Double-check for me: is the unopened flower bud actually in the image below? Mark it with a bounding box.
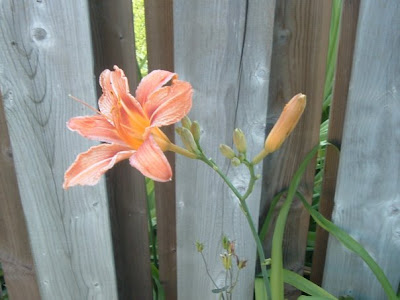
[252,94,306,164]
[181,128,200,154]
[262,258,272,266]
[219,144,235,159]
[228,241,235,255]
[231,157,241,167]
[265,93,306,153]
[181,116,192,129]
[220,253,232,270]
[222,235,230,250]
[238,260,248,269]
[175,127,184,136]
[233,128,247,154]
[190,121,201,142]
[196,241,204,253]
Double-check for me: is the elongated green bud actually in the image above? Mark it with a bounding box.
[233,128,247,154]
[231,157,241,167]
[219,144,235,159]
[181,116,192,129]
[222,235,230,250]
[175,127,184,136]
[181,128,200,154]
[190,121,201,142]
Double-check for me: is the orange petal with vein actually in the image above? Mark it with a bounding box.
[135,70,177,106]
[67,115,127,146]
[147,80,192,128]
[129,135,172,182]
[63,144,134,189]
[98,69,115,121]
[99,66,145,123]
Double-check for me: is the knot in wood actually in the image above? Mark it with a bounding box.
[32,27,47,41]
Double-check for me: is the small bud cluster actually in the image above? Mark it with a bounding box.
[220,235,247,271]
[219,128,248,167]
[176,116,202,156]
[196,235,247,298]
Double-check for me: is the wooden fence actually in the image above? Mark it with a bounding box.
[0,0,399,299]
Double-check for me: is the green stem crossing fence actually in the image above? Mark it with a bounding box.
[0,0,399,299]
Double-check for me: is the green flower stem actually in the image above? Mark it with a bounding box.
[239,198,270,299]
[199,154,271,299]
[167,143,198,159]
[228,269,241,294]
[145,178,158,268]
[200,252,220,290]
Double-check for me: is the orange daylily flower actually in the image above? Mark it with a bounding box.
[63,66,193,189]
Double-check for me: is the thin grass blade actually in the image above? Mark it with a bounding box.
[297,192,397,300]
[270,145,319,300]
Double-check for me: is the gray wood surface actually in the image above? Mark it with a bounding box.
[259,1,332,298]
[174,1,275,298]
[145,1,177,299]
[311,0,360,286]
[89,1,153,299]
[0,1,117,299]
[0,94,41,299]
[323,1,400,299]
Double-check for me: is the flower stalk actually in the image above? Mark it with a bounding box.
[197,149,271,299]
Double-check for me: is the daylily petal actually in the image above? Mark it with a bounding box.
[99,66,145,123]
[98,69,115,121]
[63,144,134,189]
[67,115,127,146]
[147,80,192,128]
[135,70,177,106]
[129,135,172,182]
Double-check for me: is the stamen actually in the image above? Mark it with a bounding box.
[68,94,101,115]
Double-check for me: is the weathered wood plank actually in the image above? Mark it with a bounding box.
[145,1,177,299]
[311,0,360,286]
[0,94,41,300]
[259,1,332,298]
[322,1,400,299]
[88,1,152,299]
[174,1,275,298]
[0,1,117,299]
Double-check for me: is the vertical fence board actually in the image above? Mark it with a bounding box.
[0,1,117,299]
[311,0,360,285]
[259,1,332,298]
[323,1,400,298]
[0,94,41,299]
[88,1,152,299]
[145,1,177,299]
[174,1,275,298]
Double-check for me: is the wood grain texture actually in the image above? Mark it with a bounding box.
[88,1,152,299]
[311,0,360,286]
[0,94,41,300]
[259,1,332,298]
[145,1,177,299]
[322,1,400,298]
[0,1,117,299]
[174,1,276,298]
